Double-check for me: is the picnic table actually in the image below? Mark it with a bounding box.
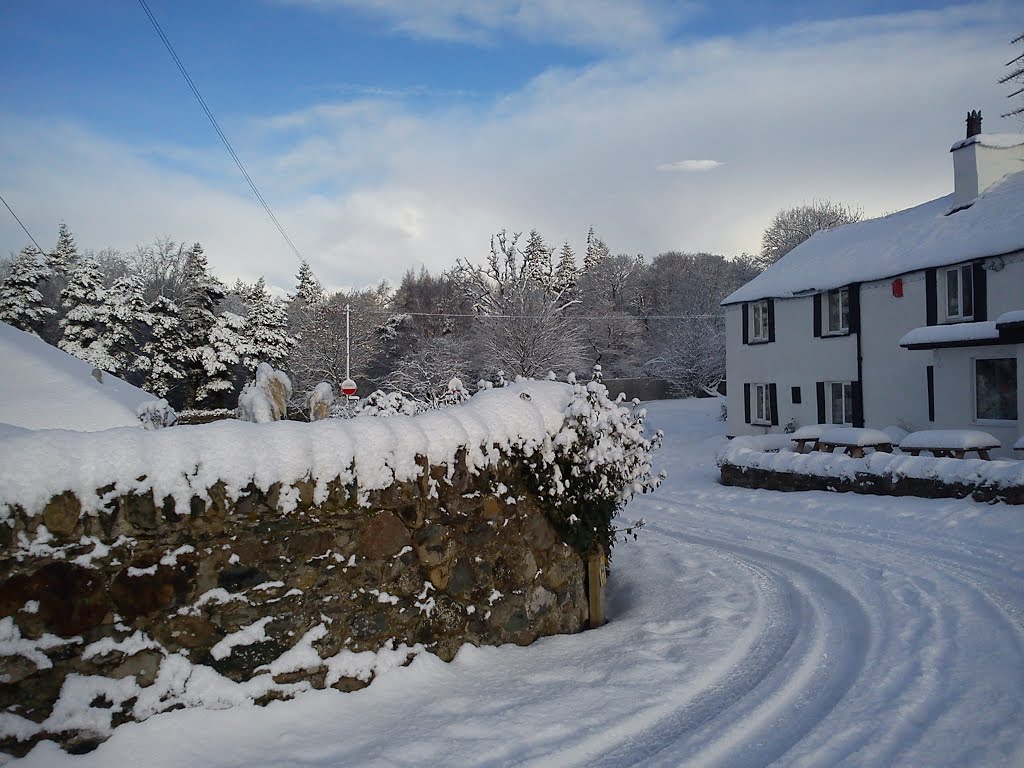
[1015,435,1024,454]
[814,427,894,458]
[900,430,1001,460]
[789,424,829,454]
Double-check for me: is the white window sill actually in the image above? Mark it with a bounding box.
[973,418,1017,427]
[748,338,772,345]
[821,329,850,337]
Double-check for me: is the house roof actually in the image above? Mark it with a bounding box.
[722,168,1024,306]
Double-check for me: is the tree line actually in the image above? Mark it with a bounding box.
[1,202,854,414]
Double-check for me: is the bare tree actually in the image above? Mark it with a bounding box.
[758,200,862,269]
[1001,33,1024,120]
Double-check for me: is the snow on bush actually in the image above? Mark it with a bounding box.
[352,389,425,418]
[516,380,664,558]
[136,399,178,430]
[237,363,292,423]
[307,382,334,422]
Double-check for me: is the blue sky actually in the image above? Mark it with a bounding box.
[2,1,1022,292]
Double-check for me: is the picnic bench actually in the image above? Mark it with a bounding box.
[812,427,894,458]
[789,424,829,454]
[900,430,1001,460]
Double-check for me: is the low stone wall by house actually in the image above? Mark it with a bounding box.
[0,456,586,755]
[720,462,1024,504]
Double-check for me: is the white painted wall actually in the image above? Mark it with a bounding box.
[952,141,1024,209]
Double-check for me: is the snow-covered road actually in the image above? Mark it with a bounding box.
[17,398,1024,767]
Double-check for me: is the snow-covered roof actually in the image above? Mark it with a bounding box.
[0,321,155,431]
[723,169,1024,305]
[898,321,1000,349]
[950,133,1024,152]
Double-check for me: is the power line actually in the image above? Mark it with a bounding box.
[356,310,725,320]
[0,193,45,254]
[136,0,306,264]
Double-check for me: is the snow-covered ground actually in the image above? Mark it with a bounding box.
[13,398,1024,767]
[0,323,154,432]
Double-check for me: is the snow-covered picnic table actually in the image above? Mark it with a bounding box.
[1016,435,1024,453]
[815,427,894,458]
[899,430,1001,460]
[789,424,829,453]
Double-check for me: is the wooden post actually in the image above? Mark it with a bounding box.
[586,545,607,628]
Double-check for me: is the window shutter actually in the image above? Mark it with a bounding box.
[769,383,779,426]
[848,284,860,334]
[742,303,749,345]
[926,366,935,422]
[813,293,822,337]
[972,262,987,321]
[925,268,937,326]
[767,300,776,342]
[851,381,864,428]
[816,382,826,423]
[743,383,751,424]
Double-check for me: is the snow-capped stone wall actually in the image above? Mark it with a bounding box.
[0,382,658,756]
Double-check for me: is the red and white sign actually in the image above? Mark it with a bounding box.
[341,378,357,397]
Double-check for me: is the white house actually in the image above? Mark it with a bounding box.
[722,112,1024,456]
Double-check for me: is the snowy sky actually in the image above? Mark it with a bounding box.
[1,1,1022,293]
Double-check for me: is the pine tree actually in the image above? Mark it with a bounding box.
[293,261,324,306]
[242,278,295,371]
[555,242,579,294]
[179,243,225,349]
[195,311,247,407]
[99,274,150,378]
[41,222,81,342]
[522,229,553,289]
[0,245,55,335]
[583,227,610,272]
[58,256,107,366]
[140,296,188,400]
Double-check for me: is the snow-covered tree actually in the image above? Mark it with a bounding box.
[195,311,247,407]
[139,296,188,399]
[178,243,224,348]
[98,274,150,377]
[293,261,323,307]
[58,256,107,366]
[583,227,610,272]
[242,278,294,371]
[382,335,474,407]
[555,242,579,295]
[758,200,862,269]
[0,245,55,335]
[455,230,584,379]
[237,363,292,423]
[521,229,553,290]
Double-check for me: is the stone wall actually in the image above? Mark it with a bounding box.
[719,461,1024,504]
[0,453,588,755]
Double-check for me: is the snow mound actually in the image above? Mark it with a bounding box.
[0,321,156,431]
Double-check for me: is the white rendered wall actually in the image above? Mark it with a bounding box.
[952,142,1024,209]
[725,297,857,437]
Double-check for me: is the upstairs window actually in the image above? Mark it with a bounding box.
[751,300,770,342]
[945,265,974,321]
[825,288,849,334]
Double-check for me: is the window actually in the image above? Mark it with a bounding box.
[751,300,770,342]
[825,288,849,334]
[945,265,974,321]
[753,383,772,424]
[975,358,1017,422]
[827,381,854,425]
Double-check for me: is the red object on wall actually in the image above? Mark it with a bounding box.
[892,278,904,298]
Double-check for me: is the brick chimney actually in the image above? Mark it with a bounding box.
[965,110,982,138]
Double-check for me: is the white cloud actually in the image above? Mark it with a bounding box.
[657,160,723,172]
[283,0,693,49]
[2,3,1021,294]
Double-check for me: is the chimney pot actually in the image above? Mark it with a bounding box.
[966,109,982,139]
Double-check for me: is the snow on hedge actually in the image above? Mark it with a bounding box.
[0,381,576,522]
[717,438,1024,488]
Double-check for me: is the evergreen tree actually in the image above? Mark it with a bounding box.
[178,243,224,349]
[41,222,81,342]
[195,311,247,407]
[99,274,150,378]
[0,245,55,335]
[522,229,553,289]
[555,242,579,295]
[242,278,294,371]
[583,227,610,272]
[140,296,188,400]
[293,261,324,306]
[58,256,108,366]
